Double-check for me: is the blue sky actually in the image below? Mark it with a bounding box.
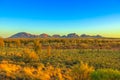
[0,0,120,37]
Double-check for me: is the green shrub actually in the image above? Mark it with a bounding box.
[91,69,120,80]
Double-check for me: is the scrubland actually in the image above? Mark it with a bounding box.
[0,38,120,80]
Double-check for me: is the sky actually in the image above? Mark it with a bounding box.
[0,0,120,38]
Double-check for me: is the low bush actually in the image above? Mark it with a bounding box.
[91,69,120,80]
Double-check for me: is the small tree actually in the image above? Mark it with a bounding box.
[34,39,42,53]
[0,38,4,47]
[15,39,21,47]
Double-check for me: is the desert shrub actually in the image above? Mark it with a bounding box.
[42,65,72,80]
[91,69,120,80]
[23,64,72,80]
[23,48,39,62]
[0,60,72,80]
[71,62,94,80]
[0,60,21,80]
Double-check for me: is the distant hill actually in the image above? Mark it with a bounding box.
[39,33,50,38]
[9,32,103,38]
[9,32,38,38]
[67,33,79,38]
